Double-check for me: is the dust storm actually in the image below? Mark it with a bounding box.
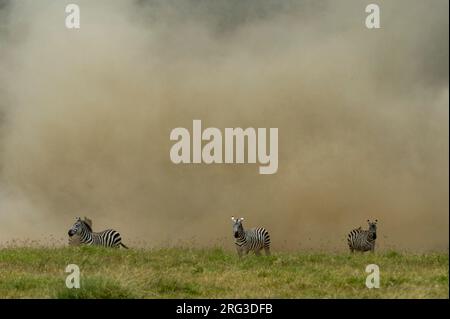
[0,0,448,251]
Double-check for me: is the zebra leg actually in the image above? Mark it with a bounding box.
[254,249,261,256]
[236,246,243,258]
[264,246,271,256]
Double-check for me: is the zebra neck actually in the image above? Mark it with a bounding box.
[80,228,93,244]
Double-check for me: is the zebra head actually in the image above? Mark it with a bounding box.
[68,217,91,237]
[367,219,378,233]
[231,216,244,238]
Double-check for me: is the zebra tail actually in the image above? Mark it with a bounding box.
[120,242,129,249]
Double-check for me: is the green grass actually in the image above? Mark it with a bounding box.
[0,246,447,298]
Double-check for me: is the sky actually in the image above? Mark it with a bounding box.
[0,0,448,251]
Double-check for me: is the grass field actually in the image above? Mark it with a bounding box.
[0,246,447,298]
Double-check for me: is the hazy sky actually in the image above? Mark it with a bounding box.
[0,0,448,251]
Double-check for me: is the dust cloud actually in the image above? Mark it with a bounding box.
[0,0,448,251]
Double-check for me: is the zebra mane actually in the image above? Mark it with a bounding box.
[84,217,93,229]
[81,220,93,232]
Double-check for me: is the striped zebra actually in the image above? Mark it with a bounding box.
[68,217,128,248]
[231,216,270,257]
[347,219,378,253]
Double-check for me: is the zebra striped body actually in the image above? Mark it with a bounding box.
[68,217,128,248]
[231,216,270,257]
[347,220,377,253]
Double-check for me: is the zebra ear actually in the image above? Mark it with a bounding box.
[240,217,244,221]
[375,219,378,223]
[231,216,236,221]
[367,219,370,223]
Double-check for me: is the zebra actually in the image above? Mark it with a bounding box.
[68,217,128,248]
[231,216,270,257]
[347,219,378,253]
